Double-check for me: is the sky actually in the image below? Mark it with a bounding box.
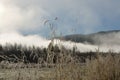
[0,0,120,37]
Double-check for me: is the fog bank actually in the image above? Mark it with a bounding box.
[1,32,120,52]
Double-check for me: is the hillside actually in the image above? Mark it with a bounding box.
[59,30,120,45]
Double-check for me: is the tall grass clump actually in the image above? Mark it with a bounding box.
[50,45,84,80]
[86,54,120,80]
[54,59,82,80]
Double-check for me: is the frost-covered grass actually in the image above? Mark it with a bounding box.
[0,43,120,80]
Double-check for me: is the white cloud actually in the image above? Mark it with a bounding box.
[0,0,120,33]
[0,0,100,33]
[0,0,47,32]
